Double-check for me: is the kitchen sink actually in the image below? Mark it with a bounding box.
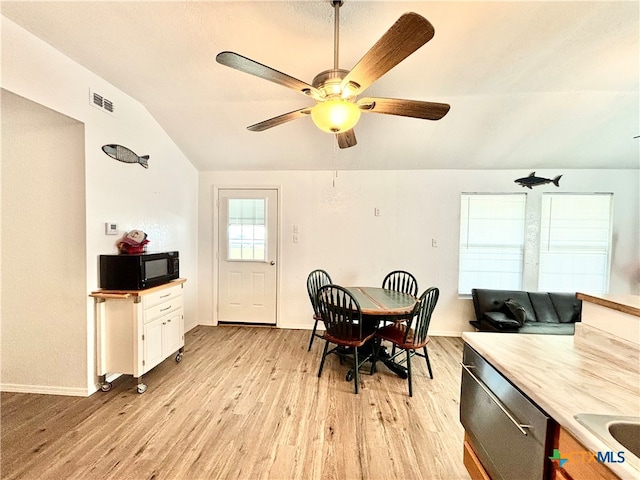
[575,414,640,471]
[608,421,640,457]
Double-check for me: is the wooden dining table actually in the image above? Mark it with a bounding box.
[344,286,419,378]
[344,286,418,318]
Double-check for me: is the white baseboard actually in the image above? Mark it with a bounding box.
[1,382,89,397]
[429,330,464,337]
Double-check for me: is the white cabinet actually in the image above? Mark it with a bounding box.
[91,279,186,393]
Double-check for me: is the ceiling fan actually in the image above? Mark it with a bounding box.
[216,0,450,149]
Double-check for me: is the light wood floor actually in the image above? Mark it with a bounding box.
[1,326,470,480]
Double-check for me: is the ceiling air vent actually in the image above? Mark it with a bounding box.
[89,89,115,115]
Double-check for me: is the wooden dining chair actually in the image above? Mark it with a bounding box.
[316,284,377,394]
[380,270,419,328]
[306,269,332,351]
[382,270,419,297]
[375,287,439,397]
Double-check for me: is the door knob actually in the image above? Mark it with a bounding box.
[270,261,276,265]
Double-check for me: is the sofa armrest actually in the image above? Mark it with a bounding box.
[481,311,522,331]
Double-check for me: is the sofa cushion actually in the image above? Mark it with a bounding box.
[481,311,521,331]
[528,292,560,323]
[549,293,582,323]
[518,322,576,335]
[503,298,527,325]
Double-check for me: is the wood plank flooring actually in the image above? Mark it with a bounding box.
[1,326,470,480]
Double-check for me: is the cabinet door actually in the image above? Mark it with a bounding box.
[163,310,183,355]
[143,317,164,374]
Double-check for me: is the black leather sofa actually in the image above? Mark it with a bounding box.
[470,288,582,335]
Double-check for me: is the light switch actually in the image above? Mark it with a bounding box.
[374,208,381,216]
[293,234,299,243]
[293,224,299,234]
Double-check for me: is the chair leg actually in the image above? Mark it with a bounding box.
[317,341,330,377]
[353,347,359,394]
[423,346,433,379]
[406,349,413,397]
[307,317,319,351]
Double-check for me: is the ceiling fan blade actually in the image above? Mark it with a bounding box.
[358,97,450,120]
[341,13,435,95]
[216,51,322,100]
[247,107,311,132]
[336,129,357,149]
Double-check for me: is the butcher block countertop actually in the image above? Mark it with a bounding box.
[577,292,640,317]
[462,324,640,479]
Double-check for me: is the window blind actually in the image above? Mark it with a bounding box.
[538,193,612,293]
[458,194,526,294]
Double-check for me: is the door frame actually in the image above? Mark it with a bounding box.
[211,185,281,327]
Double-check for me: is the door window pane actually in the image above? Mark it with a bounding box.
[227,199,266,261]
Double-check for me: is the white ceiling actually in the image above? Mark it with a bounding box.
[2,1,638,171]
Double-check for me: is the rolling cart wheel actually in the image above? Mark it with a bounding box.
[100,382,112,392]
[137,383,147,394]
[346,370,354,382]
[175,352,183,363]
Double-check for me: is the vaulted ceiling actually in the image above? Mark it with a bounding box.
[2,1,638,171]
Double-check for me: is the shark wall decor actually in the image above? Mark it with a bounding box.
[515,172,562,189]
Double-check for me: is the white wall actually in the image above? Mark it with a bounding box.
[1,17,199,395]
[199,169,639,335]
[2,91,88,395]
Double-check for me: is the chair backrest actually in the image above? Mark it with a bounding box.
[382,270,418,297]
[316,285,364,341]
[307,269,332,315]
[405,287,439,346]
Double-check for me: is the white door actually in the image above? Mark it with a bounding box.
[217,189,278,324]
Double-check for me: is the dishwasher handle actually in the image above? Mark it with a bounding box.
[461,363,531,436]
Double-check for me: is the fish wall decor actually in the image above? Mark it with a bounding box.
[515,172,562,189]
[101,144,149,169]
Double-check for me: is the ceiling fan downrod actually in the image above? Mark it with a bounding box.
[333,0,343,71]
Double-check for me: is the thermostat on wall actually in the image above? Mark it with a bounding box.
[105,222,119,235]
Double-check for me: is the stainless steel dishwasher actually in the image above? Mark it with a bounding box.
[460,343,553,480]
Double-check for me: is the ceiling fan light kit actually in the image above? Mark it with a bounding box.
[311,98,361,133]
[216,0,450,148]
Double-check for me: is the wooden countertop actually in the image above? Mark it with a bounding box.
[462,327,640,479]
[577,292,640,317]
[90,278,186,299]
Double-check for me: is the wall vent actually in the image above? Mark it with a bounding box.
[89,89,115,114]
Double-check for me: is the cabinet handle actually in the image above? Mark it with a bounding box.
[461,363,531,436]
[160,305,171,312]
[160,293,171,298]
[167,319,171,323]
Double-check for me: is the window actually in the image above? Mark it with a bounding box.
[538,193,612,293]
[458,194,527,294]
[227,198,266,261]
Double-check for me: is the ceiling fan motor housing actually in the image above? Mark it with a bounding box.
[313,69,352,98]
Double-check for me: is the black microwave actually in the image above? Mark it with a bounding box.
[99,251,179,290]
